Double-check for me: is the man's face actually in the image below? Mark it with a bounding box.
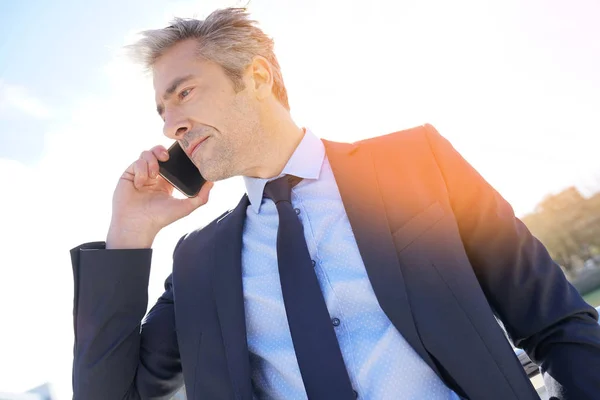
[153,39,261,181]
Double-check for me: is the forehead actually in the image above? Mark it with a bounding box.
[152,39,200,92]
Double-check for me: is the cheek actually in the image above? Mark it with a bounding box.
[196,93,256,146]
[186,100,211,122]
[185,93,225,123]
[228,96,259,127]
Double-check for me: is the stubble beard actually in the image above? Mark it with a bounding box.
[192,138,237,182]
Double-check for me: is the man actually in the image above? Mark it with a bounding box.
[71,7,600,400]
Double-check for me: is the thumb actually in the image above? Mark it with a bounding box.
[176,181,214,215]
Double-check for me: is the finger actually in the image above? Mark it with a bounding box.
[140,150,160,179]
[120,163,135,182]
[196,181,214,204]
[154,174,175,195]
[132,159,149,189]
[151,145,170,162]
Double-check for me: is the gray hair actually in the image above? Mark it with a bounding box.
[127,7,289,110]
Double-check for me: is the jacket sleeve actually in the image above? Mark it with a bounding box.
[423,123,600,400]
[71,240,184,400]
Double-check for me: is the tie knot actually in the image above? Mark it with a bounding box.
[264,175,301,204]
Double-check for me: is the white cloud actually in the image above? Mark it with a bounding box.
[0,80,52,119]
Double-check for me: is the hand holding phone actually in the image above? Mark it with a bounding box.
[158,141,207,197]
[106,144,213,249]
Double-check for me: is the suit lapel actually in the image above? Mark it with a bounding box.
[323,139,441,376]
[212,195,253,400]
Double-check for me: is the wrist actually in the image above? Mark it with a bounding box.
[106,224,157,249]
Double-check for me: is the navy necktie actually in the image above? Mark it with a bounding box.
[264,175,355,399]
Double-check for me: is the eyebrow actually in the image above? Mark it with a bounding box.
[156,74,195,117]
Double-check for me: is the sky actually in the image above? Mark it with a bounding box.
[1,0,599,397]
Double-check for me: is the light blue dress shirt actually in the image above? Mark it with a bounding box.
[242,130,459,399]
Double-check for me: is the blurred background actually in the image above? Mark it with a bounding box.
[1,0,599,398]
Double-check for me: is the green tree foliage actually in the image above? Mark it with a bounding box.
[522,187,600,276]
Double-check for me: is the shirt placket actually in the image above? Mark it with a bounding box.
[291,189,361,397]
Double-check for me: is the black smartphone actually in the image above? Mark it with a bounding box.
[158,141,206,197]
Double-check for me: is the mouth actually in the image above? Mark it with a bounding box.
[186,136,209,158]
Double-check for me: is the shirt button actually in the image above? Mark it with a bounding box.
[332,317,341,327]
[311,260,316,267]
[294,208,301,215]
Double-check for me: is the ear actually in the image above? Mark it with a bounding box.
[247,55,274,100]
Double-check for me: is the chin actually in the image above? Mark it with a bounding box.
[195,150,236,181]
[198,164,230,182]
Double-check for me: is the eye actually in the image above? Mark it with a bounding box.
[179,88,193,99]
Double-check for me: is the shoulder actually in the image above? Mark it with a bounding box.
[358,123,440,148]
[172,208,233,256]
[323,124,440,157]
[344,124,443,164]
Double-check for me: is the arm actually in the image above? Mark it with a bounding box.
[423,124,600,400]
[71,241,183,400]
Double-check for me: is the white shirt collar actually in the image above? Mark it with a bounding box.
[243,128,325,213]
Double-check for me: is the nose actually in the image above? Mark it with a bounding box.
[163,111,192,140]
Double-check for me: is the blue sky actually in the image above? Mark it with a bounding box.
[0,0,172,163]
[1,0,600,398]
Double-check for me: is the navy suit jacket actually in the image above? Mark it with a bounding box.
[71,124,600,399]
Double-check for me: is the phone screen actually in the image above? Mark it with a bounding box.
[158,142,206,197]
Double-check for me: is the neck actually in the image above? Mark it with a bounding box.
[244,104,304,179]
